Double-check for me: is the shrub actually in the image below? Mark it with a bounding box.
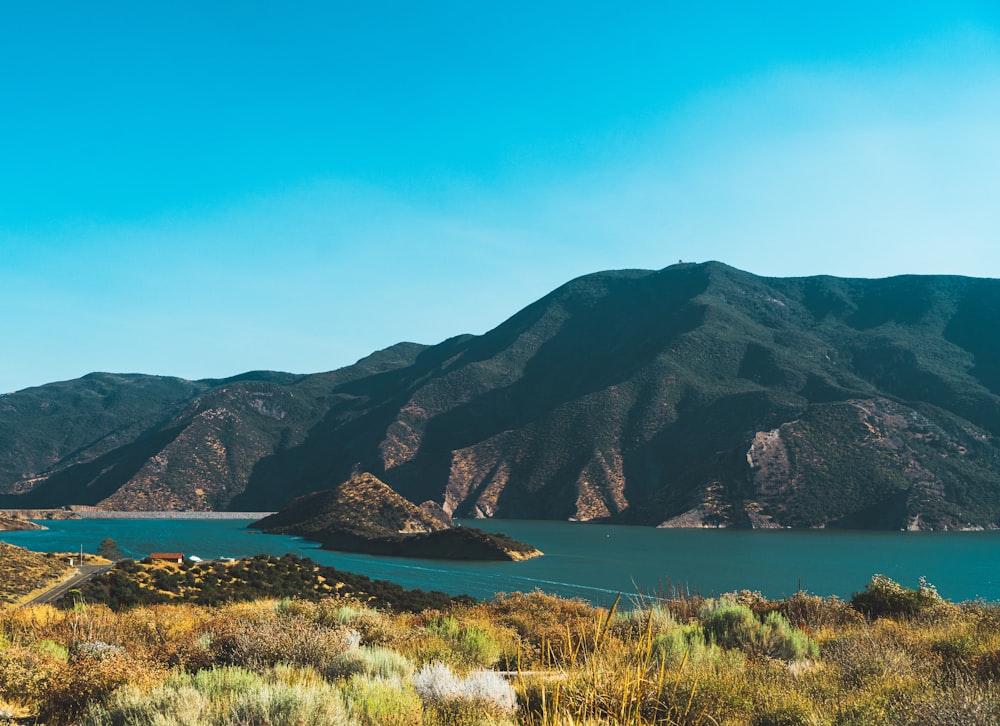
[326,645,414,680]
[756,612,819,661]
[701,602,759,651]
[822,630,916,688]
[82,665,349,726]
[412,661,464,703]
[895,675,1000,725]
[412,661,517,716]
[427,615,461,639]
[456,625,502,667]
[700,602,817,661]
[977,648,1000,681]
[207,612,351,673]
[423,616,503,667]
[0,644,61,710]
[177,665,263,701]
[751,702,818,726]
[768,591,863,630]
[116,603,213,669]
[343,674,423,726]
[81,683,208,725]
[850,574,946,619]
[32,639,70,663]
[484,592,598,665]
[654,624,713,667]
[460,669,518,714]
[225,679,347,726]
[930,630,979,670]
[611,602,676,642]
[327,603,402,646]
[38,651,161,726]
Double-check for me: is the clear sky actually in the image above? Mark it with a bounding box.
[2,2,999,393]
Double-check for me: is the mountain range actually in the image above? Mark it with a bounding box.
[3,262,999,530]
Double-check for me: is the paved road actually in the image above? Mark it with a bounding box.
[24,564,112,605]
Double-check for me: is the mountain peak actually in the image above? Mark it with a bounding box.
[4,265,1000,530]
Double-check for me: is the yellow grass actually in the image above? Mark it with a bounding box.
[0,578,998,724]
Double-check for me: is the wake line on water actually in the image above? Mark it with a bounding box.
[332,558,630,598]
[502,575,627,597]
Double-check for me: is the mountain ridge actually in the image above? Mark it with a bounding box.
[3,262,1000,530]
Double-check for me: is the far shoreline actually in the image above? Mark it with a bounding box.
[2,509,275,520]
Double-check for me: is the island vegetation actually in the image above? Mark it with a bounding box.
[1,552,998,725]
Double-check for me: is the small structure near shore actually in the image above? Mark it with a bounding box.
[148,552,184,564]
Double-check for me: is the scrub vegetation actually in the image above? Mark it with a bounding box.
[2,567,998,725]
[77,553,472,612]
[0,542,70,605]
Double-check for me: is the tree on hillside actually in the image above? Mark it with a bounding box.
[98,537,123,561]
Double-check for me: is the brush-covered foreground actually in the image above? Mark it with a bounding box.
[1,575,999,725]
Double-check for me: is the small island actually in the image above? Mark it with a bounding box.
[251,472,542,561]
[0,514,46,531]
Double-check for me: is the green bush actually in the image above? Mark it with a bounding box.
[425,616,502,667]
[756,612,819,661]
[32,640,70,663]
[427,615,461,639]
[343,674,423,726]
[850,575,945,619]
[654,624,713,667]
[700,601,817,661]
[702,602,759,651]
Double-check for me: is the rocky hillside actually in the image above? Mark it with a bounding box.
[252,473,542,561]
[251,472,452,542]
[3,263,1000,530]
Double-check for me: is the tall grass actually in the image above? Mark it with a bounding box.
[3,579,1000,725]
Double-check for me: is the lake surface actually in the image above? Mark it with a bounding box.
[2,518,999,606]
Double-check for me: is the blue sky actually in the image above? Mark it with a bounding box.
[2,2,999,392]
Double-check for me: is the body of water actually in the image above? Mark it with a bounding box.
[2,518,998,606]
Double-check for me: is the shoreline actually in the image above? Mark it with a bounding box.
[72,511,276,520]
[2,509,275,520]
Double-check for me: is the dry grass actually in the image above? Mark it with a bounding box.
[0,542,71,606]
[1,579,999,724]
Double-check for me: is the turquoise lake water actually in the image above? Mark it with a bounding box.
[2,519,999,606]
